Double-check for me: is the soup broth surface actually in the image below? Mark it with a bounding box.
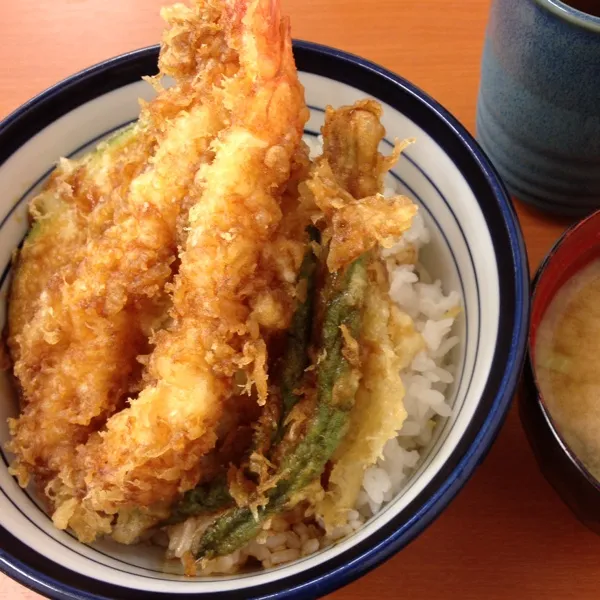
[535,258,600,481]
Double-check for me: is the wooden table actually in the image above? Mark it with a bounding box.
[0,1,597,599]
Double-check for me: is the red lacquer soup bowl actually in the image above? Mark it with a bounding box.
[521,209,600,534]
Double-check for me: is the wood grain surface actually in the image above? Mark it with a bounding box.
[0,1,597,599]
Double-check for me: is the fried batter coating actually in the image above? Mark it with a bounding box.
[302,100,417,273]
[50,0,309,541]
[7,1,238,497]
[8,124,154,363]
[298,101,422,527]
[8,0,423,556]
[321,100,396,199]
[317,263,423,527]
[307,161,417,272]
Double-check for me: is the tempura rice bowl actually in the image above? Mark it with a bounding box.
[0,42,528,599]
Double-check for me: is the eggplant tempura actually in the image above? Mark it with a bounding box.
[5,0,434,575]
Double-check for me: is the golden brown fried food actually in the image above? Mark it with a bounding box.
[321,100,396,199]
[7,0,239,502]
[297,101,422,527]
[317,262,423,527]
[8,125,155,364]
[7,122,161,493]
[302,100,417,273]
[7,0,425,563]
[49,0,309,541]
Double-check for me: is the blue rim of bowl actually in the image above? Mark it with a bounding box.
[0,41,530,600]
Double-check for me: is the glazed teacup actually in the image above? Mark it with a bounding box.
[477,0,600,216]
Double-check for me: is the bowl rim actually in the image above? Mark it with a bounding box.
[0,40,530,600]
[525,209,600,492]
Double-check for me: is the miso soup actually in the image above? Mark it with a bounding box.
[535,259,600,482]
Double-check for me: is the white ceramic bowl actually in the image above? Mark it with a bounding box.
[0,43,529,599]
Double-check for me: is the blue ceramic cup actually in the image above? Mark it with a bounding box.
[477,0,600,216]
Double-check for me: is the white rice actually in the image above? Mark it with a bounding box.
[166,135,462,574]
[356,230,460,517]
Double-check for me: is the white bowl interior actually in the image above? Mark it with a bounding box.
[0,72,498,593]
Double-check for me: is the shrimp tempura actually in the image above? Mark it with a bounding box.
[51,0,309,541]
[7,0,237,502]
